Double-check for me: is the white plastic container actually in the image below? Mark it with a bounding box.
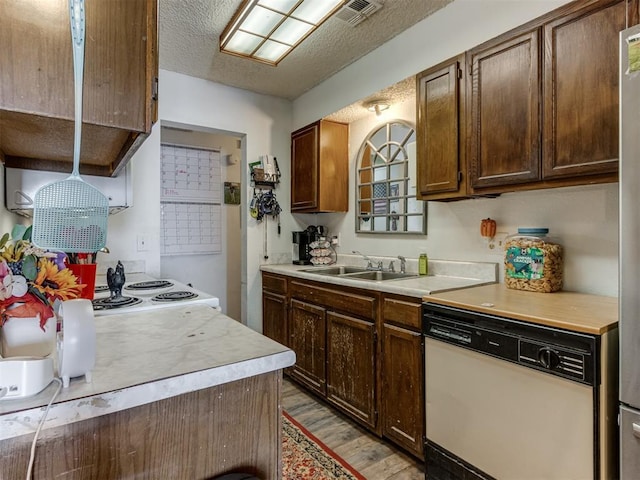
[0,315,56,358]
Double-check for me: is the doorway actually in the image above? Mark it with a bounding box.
[159,122,243,320]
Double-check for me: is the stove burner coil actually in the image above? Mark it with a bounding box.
[125,280,174,291]
[152,291,198,302]
[92,296,143,311]
[94,285,110,294]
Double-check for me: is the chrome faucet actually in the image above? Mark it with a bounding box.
[352,250,373,269]
[352,250,382,270]
[397,255,406,274]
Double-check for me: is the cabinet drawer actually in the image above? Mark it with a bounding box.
[383,297,421,330]
[290,281,376,320]
[262,273,287,294]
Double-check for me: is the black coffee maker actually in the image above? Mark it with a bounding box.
[292,225,325,265]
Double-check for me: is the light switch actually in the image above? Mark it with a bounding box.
[137,234,148,252]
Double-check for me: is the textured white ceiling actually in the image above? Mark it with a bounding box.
[159,0,453,103]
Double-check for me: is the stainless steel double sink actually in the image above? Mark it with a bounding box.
[300,266,419,282]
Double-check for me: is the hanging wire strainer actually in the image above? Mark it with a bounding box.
[31,0,109,253]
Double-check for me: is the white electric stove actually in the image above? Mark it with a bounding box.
[91,278,221,316]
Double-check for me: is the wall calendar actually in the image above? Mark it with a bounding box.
[160,144,222,255]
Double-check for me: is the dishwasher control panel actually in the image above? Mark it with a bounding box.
[423,303,597,386]
[519,340,586,381]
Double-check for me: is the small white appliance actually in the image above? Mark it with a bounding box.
[92,278,221,316]
[57,299,96,388]
[0,357,54,400]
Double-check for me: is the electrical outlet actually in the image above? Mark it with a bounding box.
[331,234,340,246]
[137,234,149,252]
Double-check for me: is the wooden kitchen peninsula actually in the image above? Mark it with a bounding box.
[0,305,295,479]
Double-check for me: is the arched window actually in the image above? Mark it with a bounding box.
[356,120,426,233]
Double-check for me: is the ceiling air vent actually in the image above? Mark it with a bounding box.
[334,0,383,27]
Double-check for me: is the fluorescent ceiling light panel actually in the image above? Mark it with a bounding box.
[292,1,342,23]
[220,0,345,66]
[259,0,299,11]
[271,17,313,45]
[225,31,263,55]
[255,39,290,62]
[243,6,283,36]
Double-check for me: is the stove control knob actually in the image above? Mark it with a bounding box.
[538,347,560,370]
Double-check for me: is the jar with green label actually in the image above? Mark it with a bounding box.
[419,253,428,276]
[504,228,563,293]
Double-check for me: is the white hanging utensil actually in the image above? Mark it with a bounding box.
[31,0,109,253]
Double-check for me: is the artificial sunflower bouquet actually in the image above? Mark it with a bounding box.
[0,224,85,330]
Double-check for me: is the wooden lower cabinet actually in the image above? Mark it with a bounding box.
[262,291,288,347]
[262,272,288,348]
[289,299,327,396]
[261,274,425,459]
[327,311,376,429]
[381,295,425,458]
[382,323,424,457]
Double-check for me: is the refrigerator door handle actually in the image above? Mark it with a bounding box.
[633,423,640,438]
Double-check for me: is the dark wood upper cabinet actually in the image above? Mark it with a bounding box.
[542,0,626,179]
[416,55,468,200]
[0,0,158,177]
[467,29,541,189]
[291,119,348,213]
[464,0,635,195]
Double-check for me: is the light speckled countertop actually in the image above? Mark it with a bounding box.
[261,258,498,298]
[0,305,295,440]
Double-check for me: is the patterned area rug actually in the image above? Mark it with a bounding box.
[283,410,366,480]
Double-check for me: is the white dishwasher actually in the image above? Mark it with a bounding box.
[422,303,614,480]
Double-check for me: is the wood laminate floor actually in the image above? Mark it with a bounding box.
[282,378,425,480]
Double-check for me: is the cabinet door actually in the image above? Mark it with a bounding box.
[326,311,376,429]
[417,56,465,198]
[0,0,154,131]
[542,0,625,179]
[382,324,424,458]
[316,120,349,213]
[291,120,348,213]
[0,0,157,176]
[289,299,326,396]
[262,291,288,347]
[291,123,319,211]
[468,29,541,189]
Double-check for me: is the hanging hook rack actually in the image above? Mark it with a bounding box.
[250,155,280,189]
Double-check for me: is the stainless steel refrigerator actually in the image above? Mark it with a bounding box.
[620,23,640,479]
